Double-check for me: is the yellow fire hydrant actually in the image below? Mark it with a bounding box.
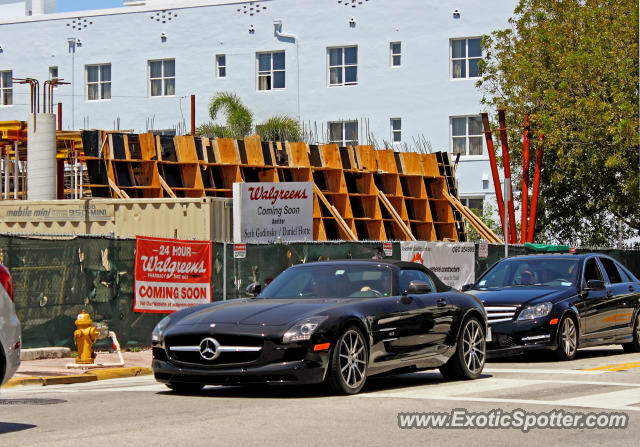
[74,311,99,364]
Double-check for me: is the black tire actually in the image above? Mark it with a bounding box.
[554,315,578,360]
[326,325,369,394]
[622,312,640,353]
[166,382,205,394]
[439,316,486,380]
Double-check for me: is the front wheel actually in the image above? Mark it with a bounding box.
[326,326,369,394]
[440,316,486,380]
[622,312,640,353]
[166,382,205,394]
[554,315,578,360]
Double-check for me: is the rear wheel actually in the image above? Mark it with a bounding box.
[622,312,640,353]
[166,382,205,394]
[440,316,486,380]
[554,315,578,360]
[326,326,369,394]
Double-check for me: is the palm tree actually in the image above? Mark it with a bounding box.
[196,91,253,139]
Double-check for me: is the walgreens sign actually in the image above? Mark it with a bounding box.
[134,236,212,313]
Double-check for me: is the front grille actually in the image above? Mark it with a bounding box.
[165,333,264,367]
[485,306,518,325]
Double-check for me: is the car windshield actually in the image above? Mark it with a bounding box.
[260,264,393,299]
[476,258,580,288]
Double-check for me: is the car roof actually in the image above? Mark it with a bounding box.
[500,253,603,261]
[292,259,422,270]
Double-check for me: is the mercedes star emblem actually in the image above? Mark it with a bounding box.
[199,337,220,361]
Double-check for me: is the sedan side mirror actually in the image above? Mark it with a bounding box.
[246,282,262,297]
[461,283,474,292]
[585,279,605,290]
[403,280,431,296]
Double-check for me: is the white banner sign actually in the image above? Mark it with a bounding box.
[233,182,313,243]
[400,242,475,289]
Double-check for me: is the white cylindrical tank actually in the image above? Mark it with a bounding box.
[27,113,57,200]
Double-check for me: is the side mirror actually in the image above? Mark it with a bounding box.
[585,279,605,290]
[246,282,262,297]
[403,280,431,296]
[461,283,474,292]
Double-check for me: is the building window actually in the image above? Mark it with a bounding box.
[390,42,401,67]
[391,118,401,143]
[0,71,12,105]
[49,66,59,88]
[450,38,482,79]
[216,54,226,78]
[461,197,484,213]
[328,46,357,86]
[149,59,175,97]
[329,121,358,147]
[451,116,483,155]
[86,64,111,100]
[257,51,285,90]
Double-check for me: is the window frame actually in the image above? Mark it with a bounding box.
[450,37,482,80]
[461,197,484,213]
[216,54,227,79]
[148,58,176,98]
[390,117,402,143]
[327,45,358,87]
[49,66,59,88]
[85,63,111,101]
[390,41,401,67]
[328,120,358,147]
[256,51,285,91]
[0,70,13,106]
[450,115,484,156]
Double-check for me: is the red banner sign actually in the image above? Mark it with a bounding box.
[134,236,212,313]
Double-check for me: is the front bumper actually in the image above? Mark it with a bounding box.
[487,318,558,358]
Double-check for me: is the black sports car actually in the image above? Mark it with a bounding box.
[152,260,488,394]
[463,254,640,360]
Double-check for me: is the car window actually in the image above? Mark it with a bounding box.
[583,258,604,283]
[598,257,623,284]
[476,258,579,288]
[399,269,434,293]
[616,263,635,283]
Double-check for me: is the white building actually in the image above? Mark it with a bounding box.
[0,0,516,210]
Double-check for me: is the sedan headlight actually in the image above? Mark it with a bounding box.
[517,302,553,321]
[151,315,172,342]
[282,316,328,343]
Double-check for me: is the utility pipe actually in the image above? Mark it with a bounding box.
[480,113,506,238]
[527,133,544,243]
[497,110,517,243]
[521,114,530,243]
[190,94,195,135]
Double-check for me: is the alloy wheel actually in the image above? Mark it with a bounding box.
[561,317,577,357]
[338,329,367,389]
[462,319,486,374]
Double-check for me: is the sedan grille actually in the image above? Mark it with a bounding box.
[165,334,264,367]
[485,306,518,325]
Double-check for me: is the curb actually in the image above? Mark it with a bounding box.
[2,367,152,389]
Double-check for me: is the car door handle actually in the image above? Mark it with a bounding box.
[606,290,613,298]
[437,298,446,307]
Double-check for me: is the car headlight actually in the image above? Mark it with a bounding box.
[282,316,328,343]
[517,302,553,321]
[151,315,172,342]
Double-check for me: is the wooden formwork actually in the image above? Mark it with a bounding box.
[80,131,467,241]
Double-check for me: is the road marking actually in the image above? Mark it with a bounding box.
[484,368,605,375]
[583,361,640,372]
[556,387,640,410]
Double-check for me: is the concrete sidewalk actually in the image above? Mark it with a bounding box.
[2,349,153,388]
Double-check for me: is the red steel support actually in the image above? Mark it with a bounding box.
[497,110,518,243]
[520,114,530,243]
[57,103,62,130]
[527,133,544,243]
[190,94,196,135]
[480,113,506,237]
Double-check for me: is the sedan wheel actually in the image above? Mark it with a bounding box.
[554,316,578,360]
[440,316,486,380]
[622,312,640,353]
[327,326,368,394]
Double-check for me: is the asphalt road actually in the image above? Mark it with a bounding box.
[2,346,640,447]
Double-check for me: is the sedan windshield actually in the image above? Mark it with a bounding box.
[476,258,580,288]
[260,264,393,299]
